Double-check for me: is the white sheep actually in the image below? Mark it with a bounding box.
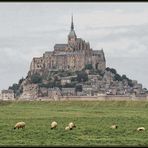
[65,126,70,131]
[111,124,118,129]
[137,127,145,131]
[14,121,25,130]
[51,121,57,129]
[68,122,76,130]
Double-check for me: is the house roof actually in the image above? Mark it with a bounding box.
[1,89,14,94]
[54,44,68,49]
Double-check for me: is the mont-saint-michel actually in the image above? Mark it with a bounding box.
[0,16,148,101]
[1,3,148,146]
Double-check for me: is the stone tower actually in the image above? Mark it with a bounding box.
[68,15,77,49]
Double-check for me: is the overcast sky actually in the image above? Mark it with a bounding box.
[0,2,148,90]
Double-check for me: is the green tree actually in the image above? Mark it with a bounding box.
[105,67,110,71]
[106,67,117,75]
[110,68,117,74]
[114,74,122,81]
[85,64,93,70]
[71,77,77,82]
[31,74,42,84]
[128,79,133,87]
[18,77,24,85]
[77,71,88,82]
[9,83,19,93]
[75,85,82,92]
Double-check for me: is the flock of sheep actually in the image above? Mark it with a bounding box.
[14,121,76,131]
[14,121,145,132]
[110,124,145,131]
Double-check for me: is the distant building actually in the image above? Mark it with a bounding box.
[0,89,15,100]
[62,88,76,96]
[48,87,62,100]
[61,77,71,85]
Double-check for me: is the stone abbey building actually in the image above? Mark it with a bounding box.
[29,16,106,75]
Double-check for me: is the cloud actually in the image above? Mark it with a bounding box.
[74,9,148,29]
[74,23,148,58]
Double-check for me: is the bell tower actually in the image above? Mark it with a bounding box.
[68,15,77,48]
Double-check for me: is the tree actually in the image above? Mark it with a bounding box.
[114,74,122,81]
[31,74,42,84]
[85,64,93,70]
[128,79,133,87]
[110,68,117,75]
[77,71,88,82]
[75,85,82,92]
[71,77,77,82]
[18,77,25,85]
[106,67,117,75]
[9,83,19,93]
[105,67,110,71]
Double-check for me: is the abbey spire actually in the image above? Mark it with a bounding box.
[71,15,74,30]
[68,15,77,46]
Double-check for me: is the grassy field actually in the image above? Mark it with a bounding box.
[0,100,148,146]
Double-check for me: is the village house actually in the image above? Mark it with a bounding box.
[0,89,15,100]
[62,88,76,96]
[61,77,71,85]
[19,84,39,100]
[82,85,93,96]
[48,87,62,100]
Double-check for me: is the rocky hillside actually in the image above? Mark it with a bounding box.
[8,64,147,99]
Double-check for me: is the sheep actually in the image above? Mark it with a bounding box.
[111,124,118,129]
[14,121,25,130]
[68,122,76,130]
[65,122,76,131]
[137,127,145,131]
[65,126,70,131]
[51,121,57,129]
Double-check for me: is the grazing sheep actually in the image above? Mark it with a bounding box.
[111,124,118,129]
[51,121,57,129]
[68,122,76,130]
[65,126,70,131]
[137,127,145,131]
[14,122,25,130]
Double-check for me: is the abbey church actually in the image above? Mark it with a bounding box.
[29,16,106,75]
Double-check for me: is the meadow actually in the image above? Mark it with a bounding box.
[0,100,148,146]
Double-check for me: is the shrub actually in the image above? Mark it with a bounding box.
[85,64,93,70]
[8,83,19,93]
[114,74,122,81]
[31,74,42,84]
[75,85,82,92]
[77,71,88,82]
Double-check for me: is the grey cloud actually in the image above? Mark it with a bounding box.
[76,24,148,58]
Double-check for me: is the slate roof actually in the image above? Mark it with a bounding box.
[54,44,68,49]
